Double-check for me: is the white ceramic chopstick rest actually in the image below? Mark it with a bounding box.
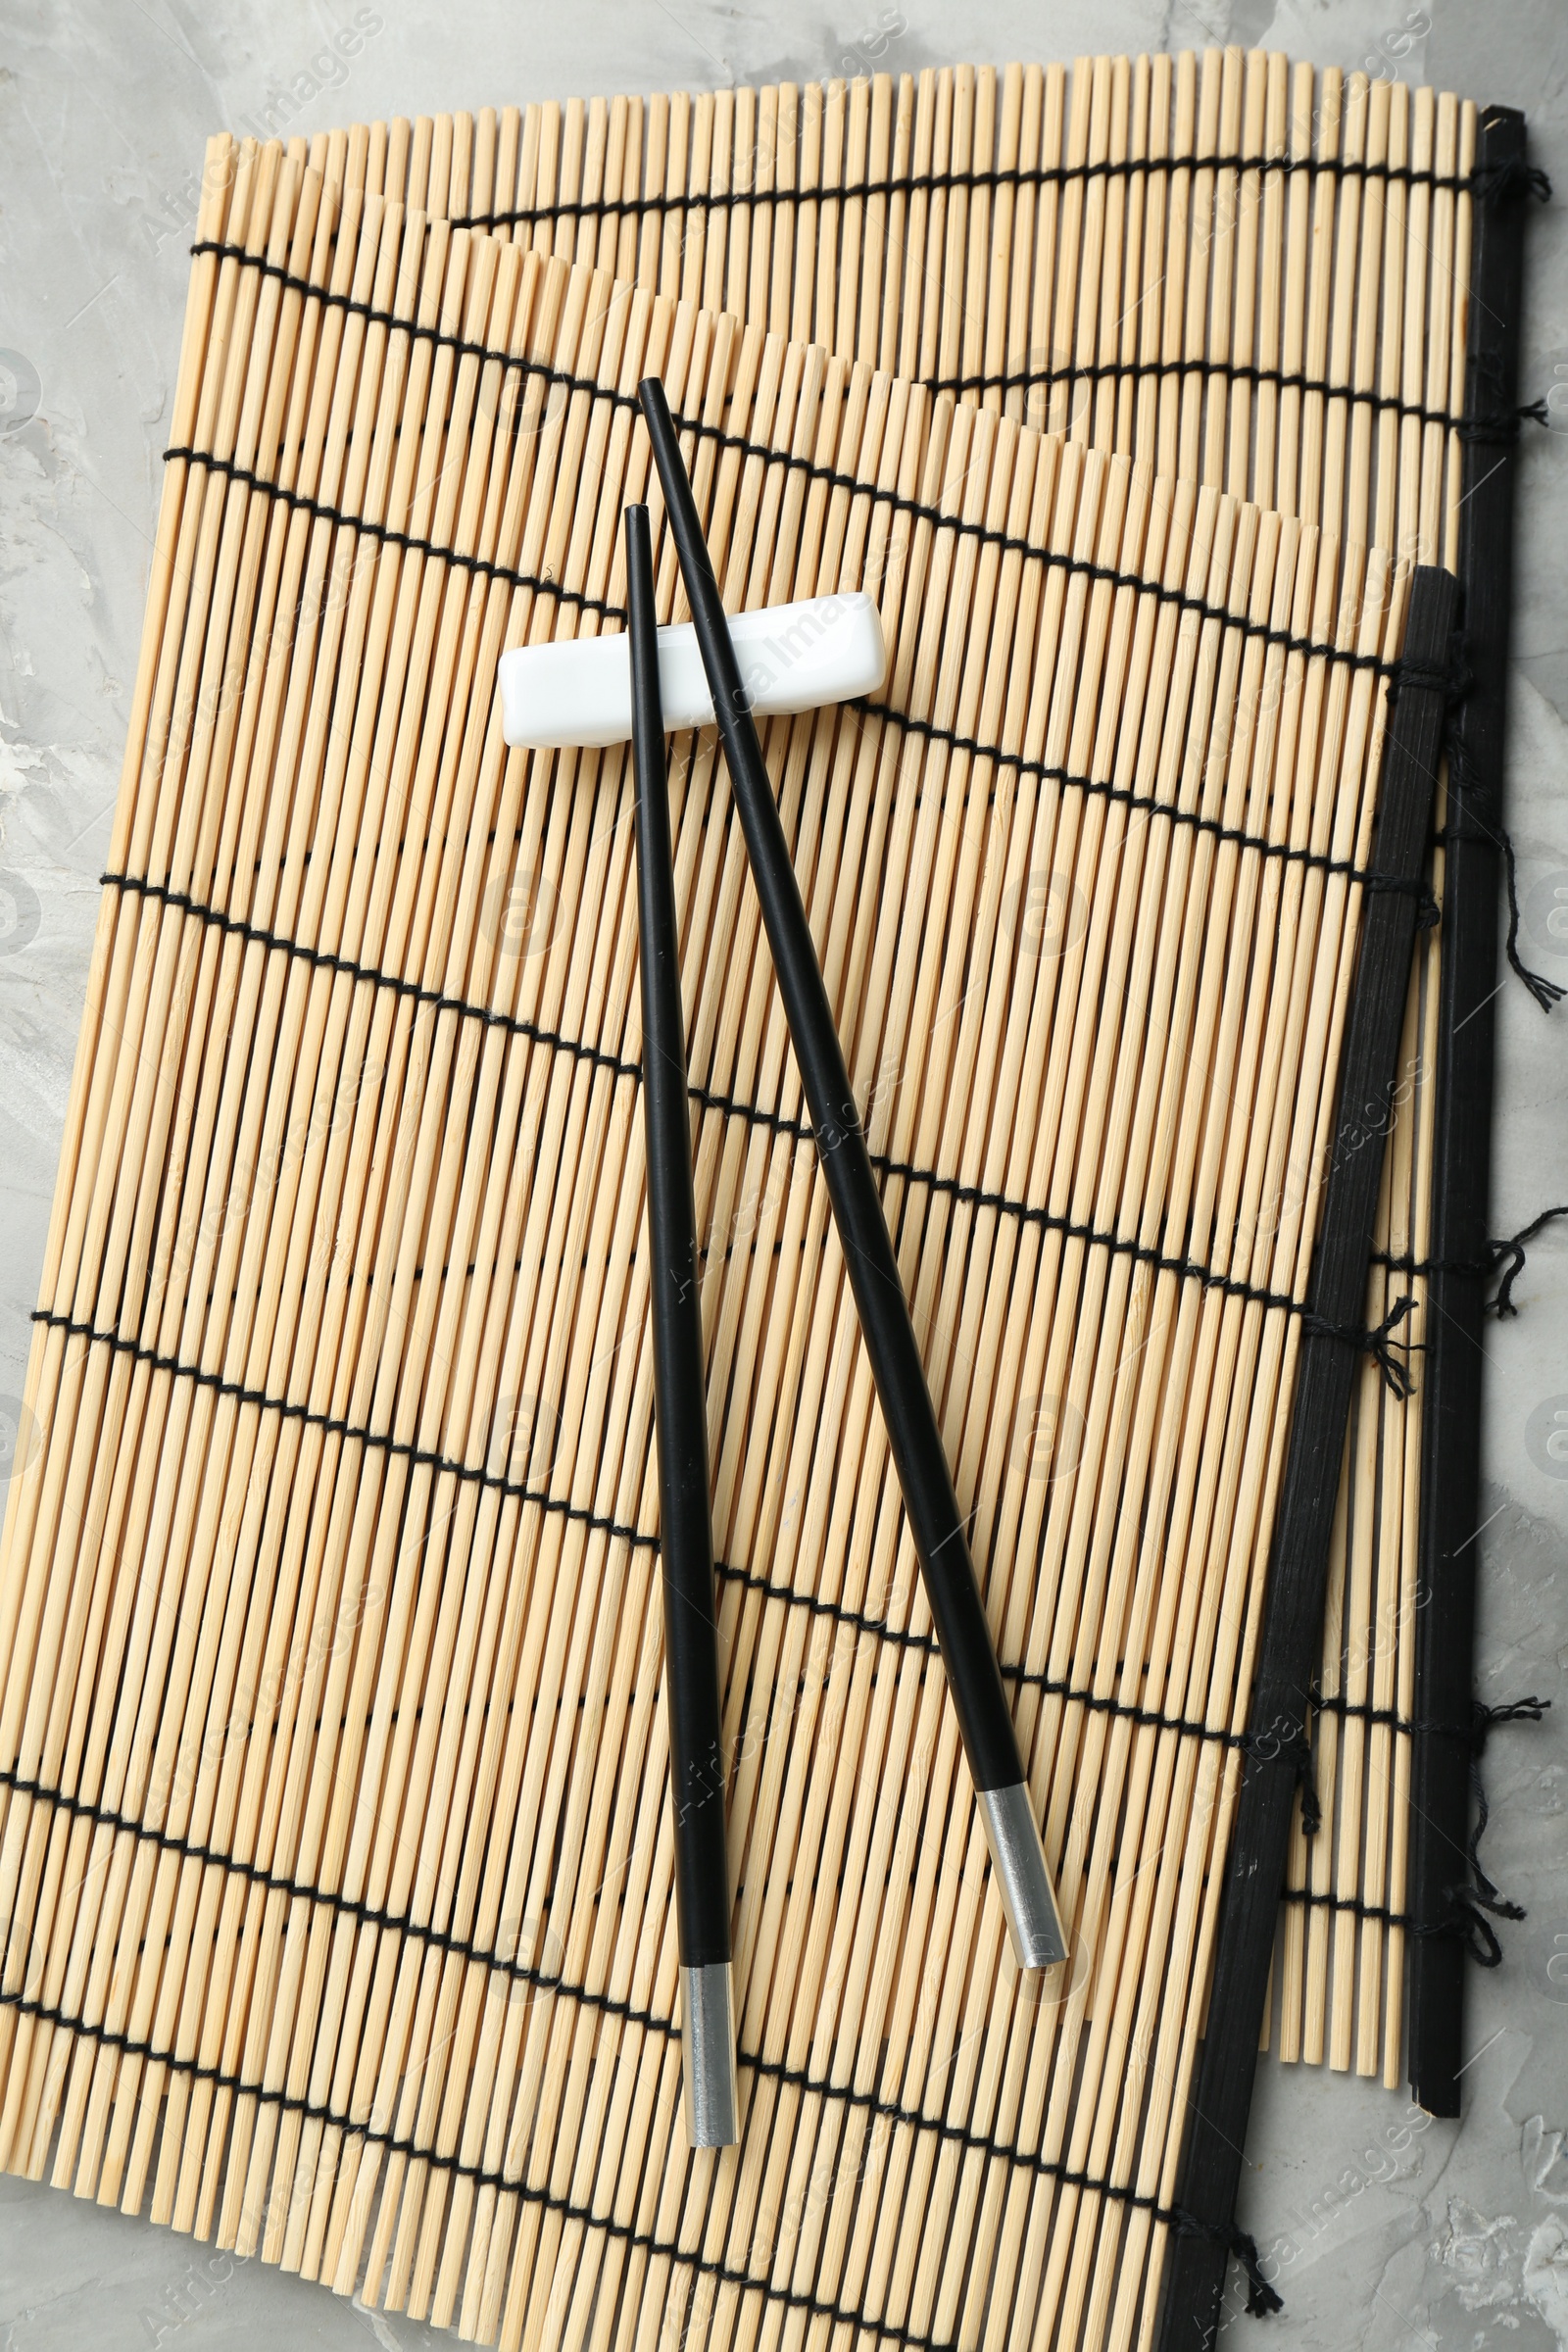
[498,591,888,750]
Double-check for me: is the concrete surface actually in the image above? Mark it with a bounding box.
[0,0,1563,2345]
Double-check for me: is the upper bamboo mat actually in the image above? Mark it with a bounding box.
[0,135,1412,2352]
[340,51,1472,559]
[310,47,1472,2087]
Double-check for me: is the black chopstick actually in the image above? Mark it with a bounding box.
[635,381,1066,1972]
[626,501,739,2144]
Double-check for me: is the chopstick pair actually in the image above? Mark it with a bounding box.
[511,386,1067,2142]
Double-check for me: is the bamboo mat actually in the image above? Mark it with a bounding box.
[0,141,1414,2349]
[299,47,1475,2087]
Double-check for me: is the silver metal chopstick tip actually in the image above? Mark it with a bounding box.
[681,1962,740,2146]
[978,1784,1069,1971]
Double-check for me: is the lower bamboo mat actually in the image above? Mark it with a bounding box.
[294,45,1471,2084]
[0,150,1409,2350]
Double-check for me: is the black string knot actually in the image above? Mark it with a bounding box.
[1301,1294,1418,1398]
[1459,1696,1543,1911]
[1442,697,1566,1006]
[1438,715,1493,827]
[1376,1204,1568,1314]
[1417,1694,1550,1960]
[1288,1731,1322,1838]
[1388,655,1463,703]
[1238,1719,1321,1835]
[1464,1698,1546,1920]
[1360,869,1442,927]
[1495,801,1568,1010]
[1423,1893,1506,1967]
[1172,2210,1284,2318]
[1470,156,1552,207]
[1488,1206,1568,1315]
[1456,403,1552,444]
[1473,1694,1552,1744]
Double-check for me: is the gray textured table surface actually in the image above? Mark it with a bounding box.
[0,2,1564,2346]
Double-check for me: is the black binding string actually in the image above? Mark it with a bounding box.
[1439,718,1565,1009]
[1308,1687,1410,1735]
[27,1295,1307,1765]
[28,1303,657,1550]
[0,1992,960,2352]
[0,1965,1258,2298]
[94,866,1428,1391]
[1351,576,1559,1036]
[140,422,1426,888]
[0,1758,674,2034]
[1278,1885,1502,1961]
[448,146,1484,236]
[1173,2212,1283,2320]
[1486,1204,1568,1313]
[1455,398,1553,444]
[1469,156,1554,205]
[433,148,1501,444]
[100,870,645,1087]
[1440,1696,1550,1934]
[1501,821,1567,1010]
[1428,1898,1507,1969]
[1279,1697,1550,1963]
[931,350,1466,438]
[1282,1885,1410,1928]
[93,866,1302,1310]
[1386,658,1456,702]
[163,424,1397,698]
[1287,1735,1322,1837]
[858,699,1439,920]
[1373,1202,1568,1314]
[192,234,1476,447]
[714,1556,1294,1760]
[1299,1294,1419,1398]
[162,438,622,626]
[0,1653,1296,2075]
[156,438,1442,945]
[144,431,1439,901]
[1452,314,1553,460]
[179,241,1407,684]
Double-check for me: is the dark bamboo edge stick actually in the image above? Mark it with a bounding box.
[635,373,1067,1974]
[1407,107,1537,2122]
[1156,565,1460,2349]
[626,501,738,2146]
